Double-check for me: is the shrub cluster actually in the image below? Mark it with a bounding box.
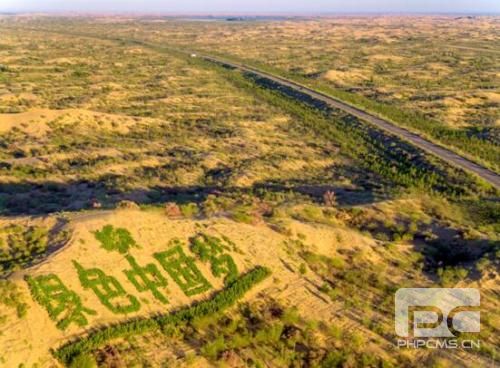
[0,225,49,276]
[123,254,169,304]
[26,274,96,330]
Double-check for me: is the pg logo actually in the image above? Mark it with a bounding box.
[395,288,480,338]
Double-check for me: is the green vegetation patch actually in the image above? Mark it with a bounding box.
[190,233,239,284]
[26,274,96,330]
[0,225,49,276]
[123,254,170,304]
[52,266,271,365]
[73,260,141,315]
[153,240,212,296]
[94,225,138,254]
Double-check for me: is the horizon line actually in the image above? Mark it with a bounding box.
[1,10,500,16]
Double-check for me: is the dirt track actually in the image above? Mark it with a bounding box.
[202,55,500,189]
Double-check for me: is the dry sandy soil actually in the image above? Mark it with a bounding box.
[0,207,378,367]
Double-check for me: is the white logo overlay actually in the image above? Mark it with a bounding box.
[395,288,480,349]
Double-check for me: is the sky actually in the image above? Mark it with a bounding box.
[1,0,499,14]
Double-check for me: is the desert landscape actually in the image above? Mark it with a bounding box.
[0,13,498,368]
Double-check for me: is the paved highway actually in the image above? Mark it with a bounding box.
[202,55,500,189]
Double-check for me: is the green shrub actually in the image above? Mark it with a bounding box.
[230,208,254,224]
[201,335,226,360]
[321,351,347,367]
[26,274,96,330]
[281,307,300,325]
[180,203,199,218]
[123,254,169,304]
[0,225,50,276]
[437,267,469,287]
[73,260,141,314]
[154,242,212,296]
[69,353,97,368]
[329,257,345,270]
[255,323,284,344]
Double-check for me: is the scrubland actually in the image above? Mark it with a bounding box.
[0,16,498,368]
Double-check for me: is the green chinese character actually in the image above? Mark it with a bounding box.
[73,261,140,314]
[190,233,238,284]
[94,225,138,254]
[26,274,96,330]
[123,254,169,304]
[153,241,211,297]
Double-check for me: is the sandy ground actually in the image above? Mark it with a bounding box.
[0,208,380,367]
[0,108,155,136]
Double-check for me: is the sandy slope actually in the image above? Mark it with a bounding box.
[0,208,379,367]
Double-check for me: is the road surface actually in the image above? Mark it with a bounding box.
[201,55,500,189]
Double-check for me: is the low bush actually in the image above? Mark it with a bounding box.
[0,225,49,276]
[437,266,469,287]
[179,203,199,218]
[69,353,97,368]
